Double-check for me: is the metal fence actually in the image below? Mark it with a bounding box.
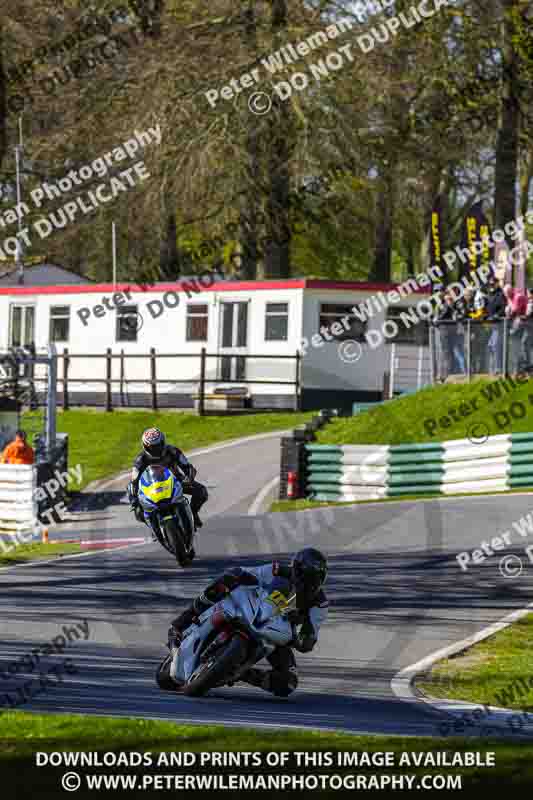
[387,343,432,397]
[1,347,304,415]
[430,319,533,381]
[55,348,301,414]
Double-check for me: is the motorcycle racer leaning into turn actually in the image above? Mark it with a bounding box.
[128,428,209,530]
[166,548,328,697]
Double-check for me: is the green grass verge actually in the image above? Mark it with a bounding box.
[0,709,457,751]
[416,612,533,712]
[270,499,357,512]
[2,712,533,792]
[0,542,82,566]
[270,496,452,512]
[316,377,533,445]
[270,486,533,513]
[47,410,312,489]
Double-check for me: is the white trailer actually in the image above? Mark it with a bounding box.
[0,276,431,411]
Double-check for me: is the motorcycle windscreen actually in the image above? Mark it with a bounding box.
[139,466,183,509]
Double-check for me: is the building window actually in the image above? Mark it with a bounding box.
[318,303,367,342]
[10,305,35,347]
[265,302,289,341]
[116,306,140,342]
[186,304,208,341]
[386,306,429,345]
[49,306,70,342]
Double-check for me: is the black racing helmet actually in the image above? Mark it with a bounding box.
[142,427,165,460]
[291,548,328,596]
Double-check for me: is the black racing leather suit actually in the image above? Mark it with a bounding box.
[170,561,328,697]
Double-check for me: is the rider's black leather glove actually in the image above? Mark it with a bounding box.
[292,618,317,653]
[287,609,301,625]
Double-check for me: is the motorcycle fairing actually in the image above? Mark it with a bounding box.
[170,583,294,685]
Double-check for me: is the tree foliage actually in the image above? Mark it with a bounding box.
[0,0,531,283]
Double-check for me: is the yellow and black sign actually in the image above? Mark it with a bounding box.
[458,201,492,279]
[0,255,46,265]
[429,195,443,279]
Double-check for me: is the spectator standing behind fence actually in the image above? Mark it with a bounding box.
[468,285,489,374]
[0,430,34,465]
[527,289,533,317]
[431,285,447,381]
[486,277,506,374]
[505,285,528,377]
[461,286,475,317]
[432,289,455,382]
[524,289,533,371]
[450,293,466,375]
[459,287,475,373]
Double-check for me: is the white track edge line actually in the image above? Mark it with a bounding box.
[391,599,533,713]
[0,540,151,574]
[248,475,280,516]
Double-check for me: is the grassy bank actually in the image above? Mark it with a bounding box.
[2,711,533,793]
[0,541,82,566]
[417,612,533,712]
[316,377,533,445]
[48,410,311,489]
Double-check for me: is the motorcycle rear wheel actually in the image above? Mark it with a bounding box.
[183,636,248,698]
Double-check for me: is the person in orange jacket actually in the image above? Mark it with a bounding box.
[0,429,35,465]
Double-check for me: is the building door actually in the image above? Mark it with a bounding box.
[219,301,248,381]
[9,305,35,347]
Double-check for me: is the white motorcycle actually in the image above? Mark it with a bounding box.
[156,577,296,697]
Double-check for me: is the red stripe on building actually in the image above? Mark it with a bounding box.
[0,277,432,296]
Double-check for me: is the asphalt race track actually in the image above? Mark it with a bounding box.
[2,431,533,736]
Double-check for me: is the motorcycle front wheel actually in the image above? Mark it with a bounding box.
[183,636,248,698]
[162,516,188,566]
[156,653,180,691]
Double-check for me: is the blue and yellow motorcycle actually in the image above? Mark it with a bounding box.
[129,465,196,566]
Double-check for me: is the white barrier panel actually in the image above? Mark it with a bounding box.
[441,478,508,495]
[340,447,391,466]
[307,432,533,501]
[442,462,508,483]
[0,464,38,535]
[341,445,391,456]
[0,488,35,502]
[0,465,35,481]
[338,467,389,486]
[441,443,512,462]
[322,488,388,501]
[340,455,390,467]
[441,455,512,473]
